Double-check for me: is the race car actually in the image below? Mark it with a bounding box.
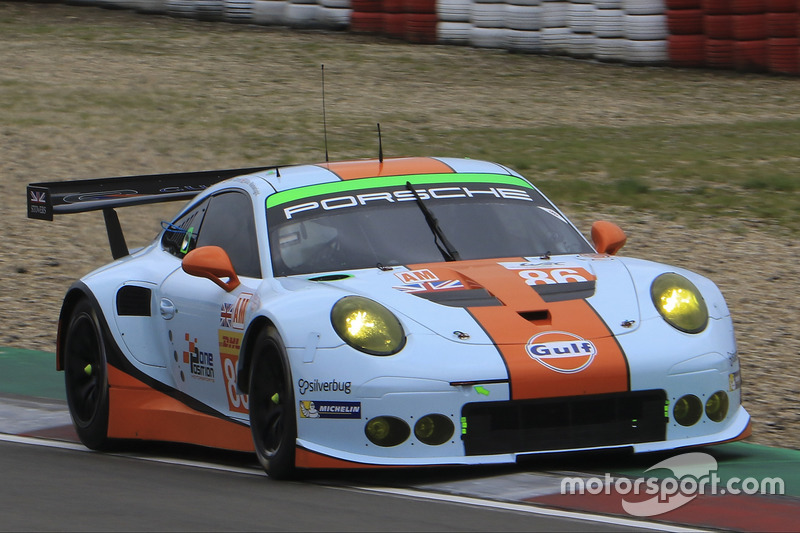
[27,156,750,479]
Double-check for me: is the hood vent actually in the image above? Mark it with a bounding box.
[519,310,550,324]
[413,288,503,308]
[532,280,595,302]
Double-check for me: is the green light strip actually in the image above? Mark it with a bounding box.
[266,173,533,208]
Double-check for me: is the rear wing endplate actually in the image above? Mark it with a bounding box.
[27,166,272,259]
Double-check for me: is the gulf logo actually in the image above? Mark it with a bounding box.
[525,331,597,374]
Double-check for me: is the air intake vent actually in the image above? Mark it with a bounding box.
[116,286,152,317]
[519,310,550,323]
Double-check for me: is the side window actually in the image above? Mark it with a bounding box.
[196,191,261,278]
[161,200,208,259]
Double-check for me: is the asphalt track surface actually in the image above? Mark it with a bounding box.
[2,348,799,532]
[0,439,626,532]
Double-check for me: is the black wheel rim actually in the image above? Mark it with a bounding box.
[252,352,288,458]
[65,313,103,427]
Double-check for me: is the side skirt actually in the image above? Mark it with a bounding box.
[106,366,254,452]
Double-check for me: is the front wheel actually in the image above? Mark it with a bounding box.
[63,299,111,450]
[248,327,297,479]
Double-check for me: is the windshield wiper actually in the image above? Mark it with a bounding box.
[405,181,461,262]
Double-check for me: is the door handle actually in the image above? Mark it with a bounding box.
[160,298,176,320]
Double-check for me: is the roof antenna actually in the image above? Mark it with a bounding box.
[321,64,329,162]
[377,123,383,163]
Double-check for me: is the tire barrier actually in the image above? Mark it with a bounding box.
[24,0,800,74]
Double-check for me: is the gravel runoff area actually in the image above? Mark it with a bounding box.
[1,3,798,451]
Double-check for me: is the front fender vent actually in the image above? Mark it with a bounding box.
[116,286,152,317]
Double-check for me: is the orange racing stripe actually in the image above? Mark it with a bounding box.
[318,157,454,180]
[408,259,630,401]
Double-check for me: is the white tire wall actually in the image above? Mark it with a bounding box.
[253,0,287,25]
[541,25,571,53]
[438,0,472,22]
[223,0,255,22]
[624,38,668,63]
[506,28,544,51]
[595,35,627,60]
[135,0,166,12]
[568,2,596,33]
[471,2,508,28]
[624,13,667,40]
[165,0,196,17]
[470,26,509,48]
[505,4,543,31]
[196,0,225,20]
[541,0,569,28]
[438,21,474,44]
[284,2,321,27]
[595,8,624,37]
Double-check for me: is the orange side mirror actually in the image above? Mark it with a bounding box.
[182,246,241,292]
[591,220,627,256]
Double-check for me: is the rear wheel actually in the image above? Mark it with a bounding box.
[63,299,110,450]
[249,327,297,479]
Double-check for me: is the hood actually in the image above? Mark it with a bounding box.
[306,254,642,343]
[308,254,641,400]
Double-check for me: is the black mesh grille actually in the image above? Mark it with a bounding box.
[462,389,667,456]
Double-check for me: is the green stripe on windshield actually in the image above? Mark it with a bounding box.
[265,173,533,208]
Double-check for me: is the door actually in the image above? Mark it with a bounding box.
[157,190,262,418]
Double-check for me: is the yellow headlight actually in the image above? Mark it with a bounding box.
[651,273,709,333]
[331,296,405,355]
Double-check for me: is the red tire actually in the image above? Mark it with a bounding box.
[668,9,704,34]
[731,0,766,14]
[350,11,384,32]
[732,13,767,39]
[702,0,731,15]
[405,0,436,13]
[765,0,796,12]
[767,12,798,37]
[405,13,437,43]
[382,0,405,13]
[705,14,733,39]
[734,39,769,70]
[706,38,735,67]
[767,37,800,73]
[383,12,407,37]
[669,34,707,66]
[666,0,702,8]
[350,0,384,13]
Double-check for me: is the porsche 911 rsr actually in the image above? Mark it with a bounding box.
[27,157,750,478]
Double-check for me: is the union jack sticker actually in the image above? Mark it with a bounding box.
[30,190,47,204]
[220,302,234,328]
[392,279,464,293]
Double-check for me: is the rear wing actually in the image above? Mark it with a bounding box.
[27,166,272,259]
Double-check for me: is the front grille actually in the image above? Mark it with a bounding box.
[462,389,667,456]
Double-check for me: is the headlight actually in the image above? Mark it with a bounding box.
[331,296,405,355]
[651,273,709,333]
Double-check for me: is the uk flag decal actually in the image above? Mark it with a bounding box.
[220,302,234,327]
[392,279,464,293]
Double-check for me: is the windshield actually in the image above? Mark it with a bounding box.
[266,175,592,276]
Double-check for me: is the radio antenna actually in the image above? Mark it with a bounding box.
[321,64,329,162]
[377,123,383,163]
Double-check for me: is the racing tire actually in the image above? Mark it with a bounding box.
[63,299,111,451]
[249,327,297,480]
